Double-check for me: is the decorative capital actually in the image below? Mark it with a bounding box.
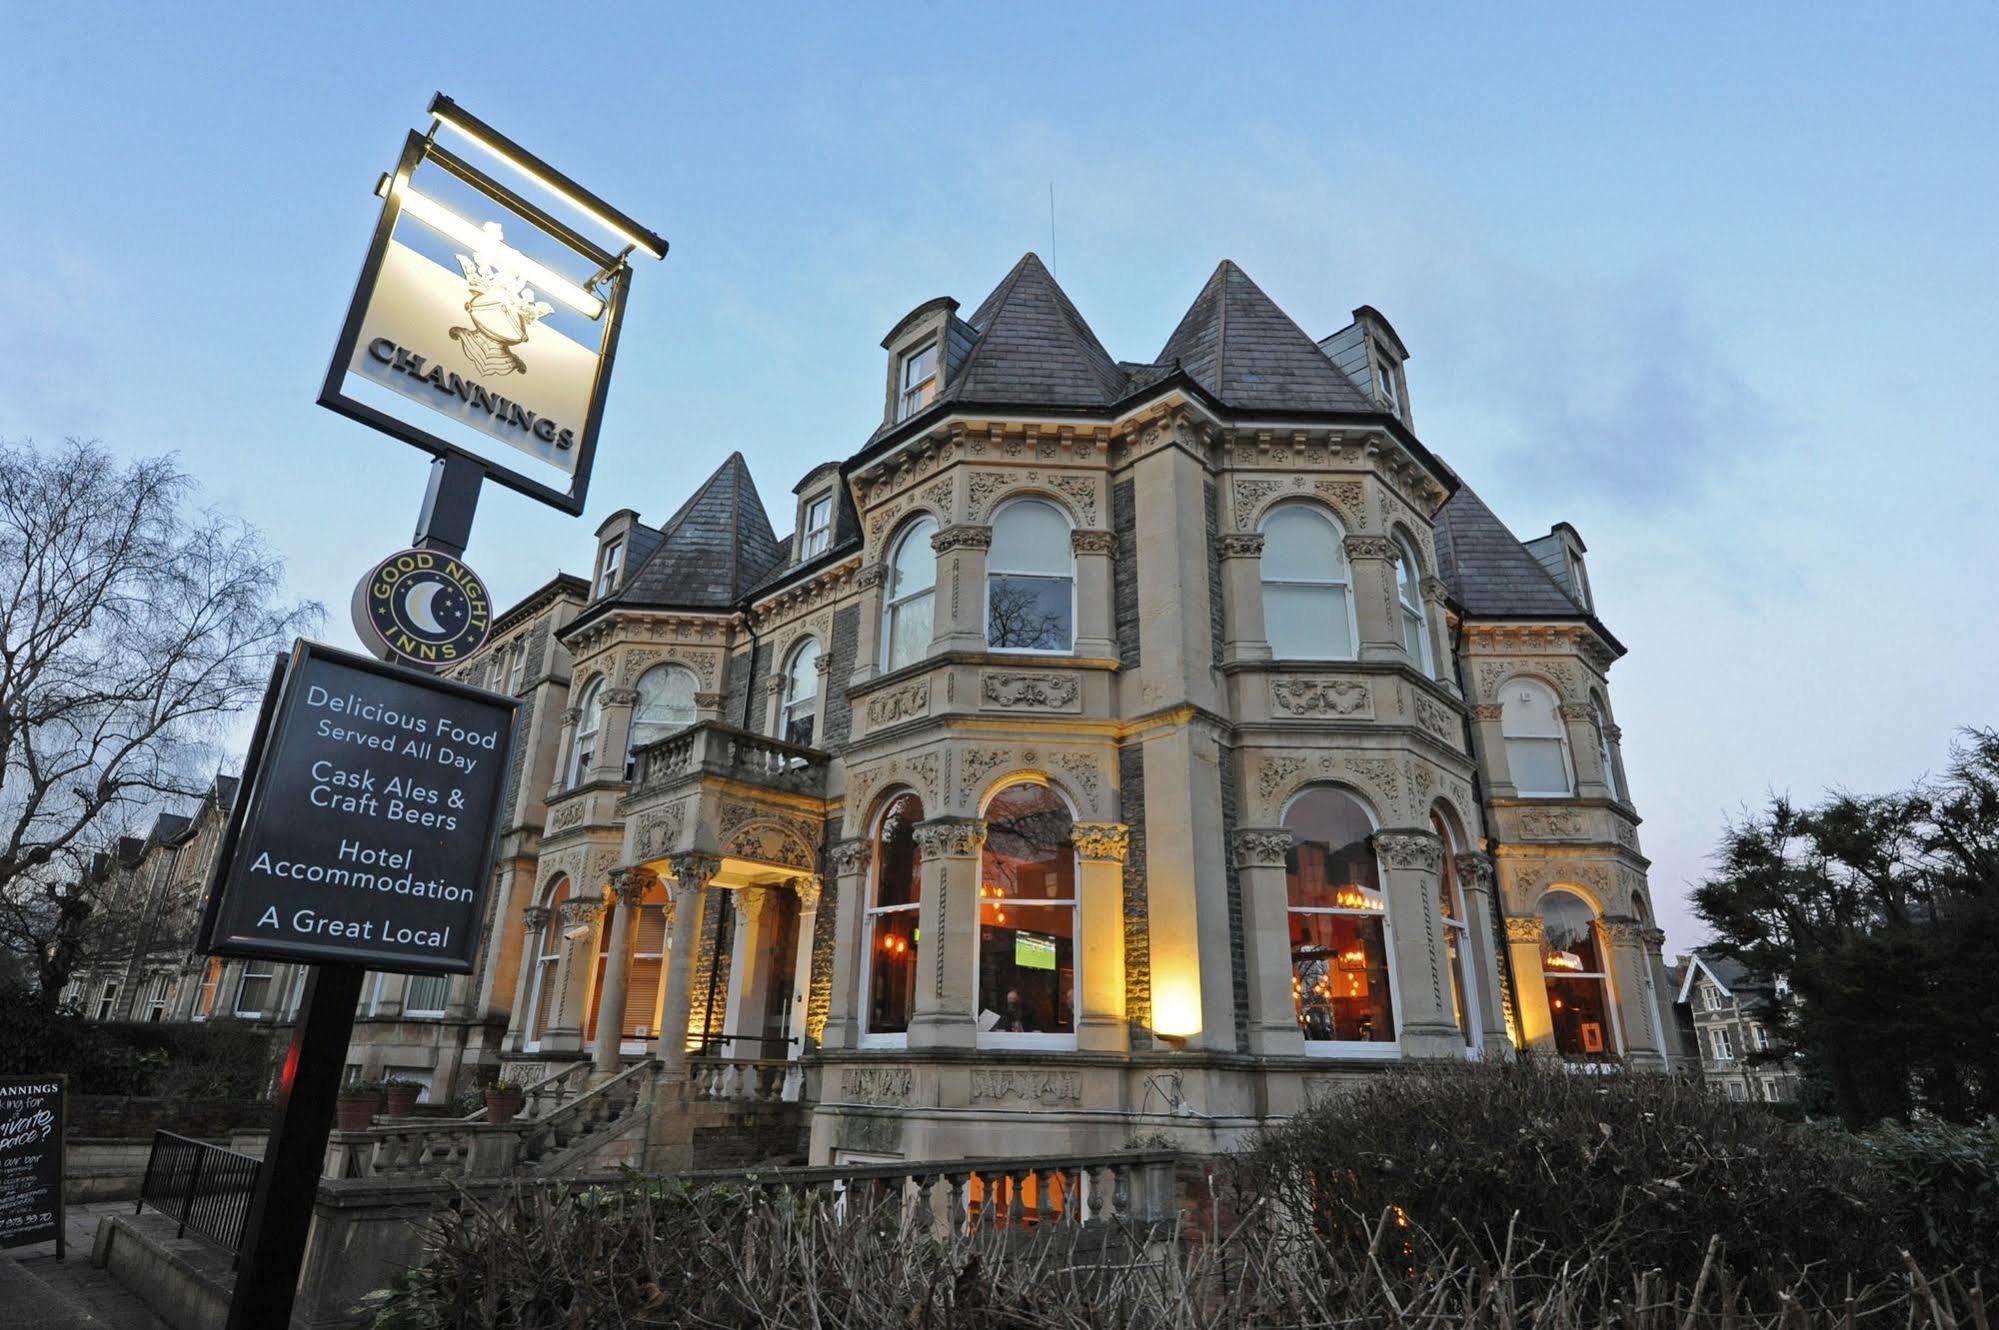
[736,886,769,918]
[815,652,833,676]
[1471,703,1504,721]
[694,691,724,710]
[831,839,873,878]
[1070,528,1116,557]
[1453,852,1495,892]
[1642,926,1668,949]
[931,523,993,554]
[913,817,987,860]
[1071,822,1130,863]
[1343,534,1397,562]
[669,852,722,891]
[764,677,785,697]
[562,706,584,726]
[556,899,604,929]
[1372,829,1443,871]
[608,868,646,907]
[601,687,640,707]
[1217,532,1265,559]
[520,905,552,931]
[1231,827,1294,869]
[1604,723,1623,742]
[1420,574,1449,605]
[857,563,888,590]
[1557,702,1594,721]
[1503,916,1545,944]
[1601,917,1644,943]
[792,876,823,911]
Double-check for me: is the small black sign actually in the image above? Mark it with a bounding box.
[196,640,518,974]
[351,547,494,668]
[0,1075,65,1253]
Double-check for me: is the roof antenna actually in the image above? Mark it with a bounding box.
[1048,181,1057,278]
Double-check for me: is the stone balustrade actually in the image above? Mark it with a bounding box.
[626,722,829,799]
[686,1057,803,1104]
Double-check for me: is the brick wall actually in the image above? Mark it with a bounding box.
[1112,478,1140,668]
[1119,742,1152,1049]
[1217,737,1249,1052]
[822,605,859,747]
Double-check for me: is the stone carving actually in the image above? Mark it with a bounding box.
[1052,475,1099,524]
[1470,703,1503,721]
[520,905,551,931]
[1476,658,1578,699]
[917,477,953,521]
[1407,760,1435,804]
[1373,830,1442,871]
[1614,820,1639,850]
[669,852,722,890]
[735,886,769,919]
[1230,478,1284,530]
[906,751,942,803]
[1454,853,1495,892]
[1271,677,1370,718]
[831,839,872,878]
[1070,528,1115,556]
[1504,916,1545,944]
[557,898,603,929]
[1312,479,1367,530]
[617,646,719,688]
[840,1113,902,1153]
[866,498,908,543]
[1231,828,1293,869]
[791,876,823,911]
[856,563,887,590]
[1602,919,1644,944]
[866,681,929,727]
[967,471,1009,519]
[718,801,817,871]
[969,1068,1082,1104]
[1414,696,1460,745]
[842,1066,913,1105]
[914,818,986,859]
[1344,756,1403,810]
[1254,755,1306,807]
[1518,811,1585,840]
[634,802,687,859]
[548,799,587,832]
[1051,751,1104,811]
[608,869,646,907]
[981,672,1080,711]
[1343,534,1396,563]
[1557,702,1595,722]
[931,523,993,553]
[1217,532,1265,559]
[959,747,1011,804]
[1072,822,1130,863]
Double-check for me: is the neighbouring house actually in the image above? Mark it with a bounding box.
[1676,950,1802,1104]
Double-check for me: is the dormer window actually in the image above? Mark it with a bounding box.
[1374,346,1400,411]
[801,494,833,558]
[596,538,623,596]
[897,342,939,420]
[1568,553,1593,612]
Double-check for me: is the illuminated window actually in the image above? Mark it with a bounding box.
[1259,506,1354,660]
[897,342,939,420]
[568,677,604,787]
[195,958,223,1020]
[626,665,698,776]
[781,639,820,747]
[986,500,1074,652]
[801,494,834,558]
[1283,788,1395,1048]
[1540,890,1616,1059]
[977,783,1077,1044]
[1396,536,1433,676]
[1502,680,1573,796]
[525,879,569,1051]
[1433,812,1478,1048]
[882,517,937,672]
[596,538,624,596]
[863,793,924,1038]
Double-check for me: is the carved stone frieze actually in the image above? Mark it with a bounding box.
[718,800,820,871]
[831,839,873,879]
[1343,534,1396,563]
[548,799,587,832]
[1516,810,1586,840]
[1504,916,1545,944]
[1271,677,1371,718]
[1373,830,1443,871]
[1050,751,1104,813]
[969,1068,1081,1104]
[1070,528,1115,557]
[842,1066,913,1106]
[1072,822,1130,863]
[1051,475,1100,524]
[931,523,993,553]
[1231,478,1284,530]
[633,802,687,860]
[866,681,930,727]
[1414,696,1461,746]
[1313,479,1366,529]
[840,1113,902,1154]
[1231,828,1294,869]
[1217,532,1265,559]
[981,672,1080,711]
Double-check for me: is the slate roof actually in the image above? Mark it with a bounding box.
[608,452,785,610]
[1433,484,1589,619]
[947,253,1128,407]
[1157,261,1377,414]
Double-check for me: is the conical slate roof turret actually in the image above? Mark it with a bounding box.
[1157,261,1375,413]
[611,452,784,610]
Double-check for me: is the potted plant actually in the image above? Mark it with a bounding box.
[484,1080,525,1125]
[380,1075,421,1117]
[336,1081,382,1131]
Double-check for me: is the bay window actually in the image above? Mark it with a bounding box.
[626,664,698,775]
[1540,890,1617,1059]
[1502,679,1574,796]
[1395,535,1433,676]
[863,793,924,1038]
[1260,506,1355,660]
[882,517,937,672]
[986,500,1074,652]
[568,678,604,787]
[1284,787,1395,1049]
[977,782,1077,1044]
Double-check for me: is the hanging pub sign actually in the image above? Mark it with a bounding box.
[351,546,494,668]
[0,1075,66,1256]
[320,94,666,517]
[196,640,519,975]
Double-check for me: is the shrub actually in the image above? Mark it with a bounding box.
[1232,1059,1909,1291]
[0,989,276,1097]
[1857,1117,1999,1273]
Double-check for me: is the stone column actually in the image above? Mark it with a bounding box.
[591,871,646,1073]
[723,887,773,1058]
[1071,529,1117,660]
[1454,853,1512,1050]
[1218,533,1271,665]
[1561,702,1612,799]
[1071,823,1129,1052]
[1504,915,1556,1054]
[907,818,984,1050]
[1421,576,1458,695]
[1373,829,1464,1058]
[1606,723,1633,806]
[596,687,639,783]
[542,897,605,1054]
[819,841,871,1050]
[761,676,785,738]
[694,691,724,725]
[1604,916,1667,1070]
[929,524,992,654]
[1232,828,1304,1056]
[656,853,718,1074]
[786,876,822,1057]
[849,565,887,688]
[505,905,551,1052]
[372,972,408,1019]
[1345,534,1402,663]
[1469,703,1515,797]
[548,705,582,800]
[1644,925,1683,1066]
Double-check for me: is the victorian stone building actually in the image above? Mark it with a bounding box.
[1676,950,1801,1103]
[432,252,1681,1165]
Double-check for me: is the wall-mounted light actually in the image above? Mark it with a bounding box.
[376,174,605,320]
[1151,986,1202,1051]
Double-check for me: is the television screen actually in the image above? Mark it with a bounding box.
[1014,932,1056,971]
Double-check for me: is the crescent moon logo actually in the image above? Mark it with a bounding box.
[404,582,449,635]
[352,548,493,670]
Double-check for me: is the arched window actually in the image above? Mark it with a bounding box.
[978,782,1077,1042]
[986,499,1074,652]
[525,878,570,1050]
[1283,787,1394,1047]
[781,639,820,747]
[1260,506,1354,660]
[625,665,698,776]
[1540,890,1617,1059]
[1591,694,1621,800]
[1432,811,1478,1048]
[1395,535,1434,677]
[567,678,604,787]
[882,517,937,672]
[863,792,924,1037]
[1501,679,1573,797]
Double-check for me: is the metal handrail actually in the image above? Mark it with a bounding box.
[136,1130,261,1260]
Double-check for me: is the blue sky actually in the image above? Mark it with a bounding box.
[4,4,1994,954]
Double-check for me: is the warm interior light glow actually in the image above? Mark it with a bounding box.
[1151,985,1202,1041]
[432,111,667,259]
[1544,950,1584,972]
[1332,886,1386,912]
[377,175,605,319]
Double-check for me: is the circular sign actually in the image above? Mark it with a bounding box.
[351,547,493,669]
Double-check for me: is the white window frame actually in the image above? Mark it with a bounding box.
[523,886,567,1053]
[234,960,275,1019]
[780,639,821,747]
[1751,1023,1770,1052]
[1258,504,1358,662]
[897,341,939,421]
[568,677,604,788]
[94,980,121,1022]
[596,538,624,596]
[801,494,834,559]
[504,637,527,694]
[145,974,172,1022]
[1540,890,1623,1058]
[1712,1028,1734,1062]
[984,499,1076,655]
[1282,788,1403,1061]
[1433,814,1481,1054]
[858,793,924,1050]
[880,516,938,674]
[1395,534,1434,677]
[1502,679,1576,798]
[974,779,1080,1053]
[1592,695,1621,801]
[625,664,698,777]
[404,973,449,1017]
[1374,344,1400,410]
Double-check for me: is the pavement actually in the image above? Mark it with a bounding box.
[0,1202,174,1329]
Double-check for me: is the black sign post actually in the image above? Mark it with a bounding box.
[0,1075,67,1258]
[199,641,517,1330]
